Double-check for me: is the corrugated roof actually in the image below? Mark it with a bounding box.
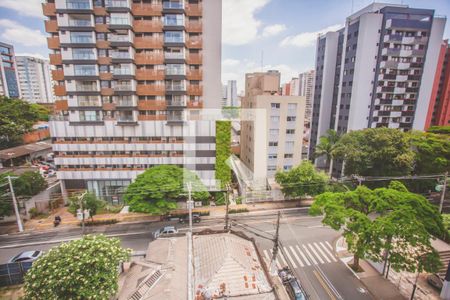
[0,140,52,160]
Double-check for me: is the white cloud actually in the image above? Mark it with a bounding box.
[222,0,270,45]
[0,20,47,47]
[16,53,48,60]
[222,58,240,67]
[0,0,44,18]
[262,24,287,38]
[281,24,343,48]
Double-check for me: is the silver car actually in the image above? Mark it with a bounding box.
[153,226,178,238]
[9,251,43,263]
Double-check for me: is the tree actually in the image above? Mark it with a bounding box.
[333,128,415,177]
[275,161,328,198]
[13,171,47,197]
[24,234,130,300]
[68,192,105,221]
[0,96,41,149]
[314,129,341,175]
[427,125,450,135]
[410,130,450,175]
[310,182,445,272]
[124,165,210,214]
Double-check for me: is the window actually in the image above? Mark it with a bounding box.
[267,166,277,171]
[270,116,280,123]
[269,142,278,147]
[74,65,96,76]
[164,31,184,43]
[284,154,294,158]
[285,141,294,148]
[271,103,280,109]
[164,14,184,26]
[110,13,129,25]
[268,154,277,159]
[269,129,279,135]
[286,129,295,134]
[283,165,292,171]
[71,32,93,43]
[73,48,95,59]
[287,116,296,122]
[287,103,297,111]
[66,0,90,9]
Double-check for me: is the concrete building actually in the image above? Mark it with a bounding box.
[426,40,450,128]
[309,3,446,176]
[0,42,20,98]
[16,56,54,104]
[42,0,222,201]
[221,79,237,107]
[241,71,306,182]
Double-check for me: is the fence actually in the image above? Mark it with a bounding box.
[0,262,33,287]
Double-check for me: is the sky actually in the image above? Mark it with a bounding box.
[0,0,449,93]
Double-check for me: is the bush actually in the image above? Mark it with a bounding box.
[229,208,249,214]
[235,196,243,205]
[212,192,226,206]
[28,208,48,219]
[80,219,118,226]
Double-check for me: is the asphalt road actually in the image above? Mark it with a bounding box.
[0,208,372,300]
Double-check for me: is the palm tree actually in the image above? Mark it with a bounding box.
[314,129,341,176]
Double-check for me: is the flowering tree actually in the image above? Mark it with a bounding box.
[24,234,131,300]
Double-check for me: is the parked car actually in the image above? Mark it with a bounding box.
[278,267,307,300]
[427,274,443,291]
[8,251,43,263]
[179,213,201,224]
[153,226,178,238]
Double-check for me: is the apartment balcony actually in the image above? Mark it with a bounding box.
[51,70,64,81]
[165,84,186,92]
[49,54,62,65]
[167,99,187,108]
[101,88,114,96]
[105,0,129,9]
[47,37,60,49]
[186,38,202,48]
[186,21,202,32]
[186,3,202,16]
[186,69,202,80]
[133,20,163,32]
[75,85,99,92]
[42,2,56,16]
[138,100,167,110]
[96,40,111,49]
[80,115,103,122]
[66,1,92,10]
[68,19,94,27]
[187,85,202,95]
[113,69,134,77]
[99,72,113,80]
[54,100,68,111]
[78,100,101,107]
[167,113,186,123]
[71,37,94,44]
[111,52,132,59]
[138,115,167,121]
[162,2,184,10]
[131,3,162,16]
[165,68,186,76]
[116,99,136,107]
[135,53,164,64]
[187,100,202,109]
[164,37,185,44]
[136,85,165,96]
[164,52,185,60]
[135,69,164,80]
[134,37,163,49]
[117,115,138,125]
[54,85,67,96]
[114,85,135,91]
[98,56,112,65]
[187,53,202,65]
[109,34,133,44]
[45,20,58,33]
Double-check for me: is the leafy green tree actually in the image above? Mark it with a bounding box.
[333,128,415,176]
[0,96,41,149]
[410,130,449,175]
[215,121,231,189]
[68,192,105,221]
[427,125,450,135]
[13,171,47,197]
[275,161,329,198]
[24,234,130,300]
[30,103,50,122]
[314,129,341,175]
[124,165,210,214]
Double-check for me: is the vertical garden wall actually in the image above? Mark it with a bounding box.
[215,121,232,189]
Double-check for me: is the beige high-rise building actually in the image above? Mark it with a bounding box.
[241,71,306,182]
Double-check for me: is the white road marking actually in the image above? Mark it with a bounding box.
[325,241,333,250]
[296,245,311,266]
[320,242,337,262]
[313,242,331,263]
[302,244,318,265]
[289,246,304,267]
[283,247,297,268]
[263,249,271,262]
[269,249,282,269]
[278,250,288,266]
[307,243,324,264]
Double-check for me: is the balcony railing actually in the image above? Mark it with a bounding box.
[133,20,162,32]
[76,85,98,92]
[165,52,185,59]
[167,99,187,106]
[109,34,131,42]
[50,115,69,121]
[79,100,101,106]
[66,1,91,9]
[68,19,93,27]
[167,113,185,121]
[114,85,134,91]
[111,52,132,59]
[163,2,184,9]
[134,37,163,48]
[118,116,136,122]
[106,0,129,8]
[80,115,102,121]
[117,100,135,106]
[164,19,184,26]
[73,53,96,60]
[166,84,186,91]
[71,36,94,43]
[165,68,185,75]
[164,36,184,43]
[74,69,97,76]
[110,18,131,25]
[113,69,133,75]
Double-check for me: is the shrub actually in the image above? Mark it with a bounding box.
[80,219,118,226]
[229,208,249,214]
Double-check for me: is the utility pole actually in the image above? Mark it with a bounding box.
[7,176,23,232]
[187,182,193,233]
[186,182,194,300]
[224,183,230,231]
[78,192,87,235]
[270,212,281,275]
[439,172,448,214]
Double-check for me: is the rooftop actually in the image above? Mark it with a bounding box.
[0,140,52,161]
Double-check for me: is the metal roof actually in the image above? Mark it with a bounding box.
[0,140,52,160]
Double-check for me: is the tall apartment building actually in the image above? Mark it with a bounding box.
[426,40,450,128]
[221,79,237,107]
[298,70,314,124]
[309,3,446,175]
[16,56,54,104]
[240,71,306,182]
[0,42,20,98]
[42,0,222,201]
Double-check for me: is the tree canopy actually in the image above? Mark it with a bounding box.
[410,130,450,175]
[314,129,341,174]
[332,128,416,177]
[310,181,444,272]
[275,161,329,198]
[68,192,105,221]
[0,96,46,149]
[124,165,210,214]
[24,234,130,300]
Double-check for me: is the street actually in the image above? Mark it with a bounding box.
[0,208,371,300]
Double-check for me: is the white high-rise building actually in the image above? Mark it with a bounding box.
[221,80,238,107]
[16,56,54,104]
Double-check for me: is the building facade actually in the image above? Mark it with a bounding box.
[16,56,54,104]
[309,3,446,176]
[0,42,20,98]
[426,40,450,128]
[221,79,237,107]
[240,71,306,182]
[43,0,222,201]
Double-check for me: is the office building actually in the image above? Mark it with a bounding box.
[426,40,450,128]
[16,56,54,104]
[0,42,20,98]
[221,79,237,107]
[43,0,222,201]
[309,3,446,175]
[240,71,306,181]
[298,70,314,124]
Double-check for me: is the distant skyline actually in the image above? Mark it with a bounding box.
[0,0,449,92]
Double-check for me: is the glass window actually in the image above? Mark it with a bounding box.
[271,103,280,109]
[270,116,280,123]
[269,129,279,135]
[66,0,91,9]
[72,48,95,59]
[74,65,96,76]
[164,31,184,43]
[71,32,93,43]
[164,14,184,26]
[287,103,297,110]
[110,13,130,25]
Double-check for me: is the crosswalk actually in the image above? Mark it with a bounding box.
[262,241,337,269]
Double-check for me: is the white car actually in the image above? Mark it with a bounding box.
[9,251,43,263]
[153,226,178,238]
